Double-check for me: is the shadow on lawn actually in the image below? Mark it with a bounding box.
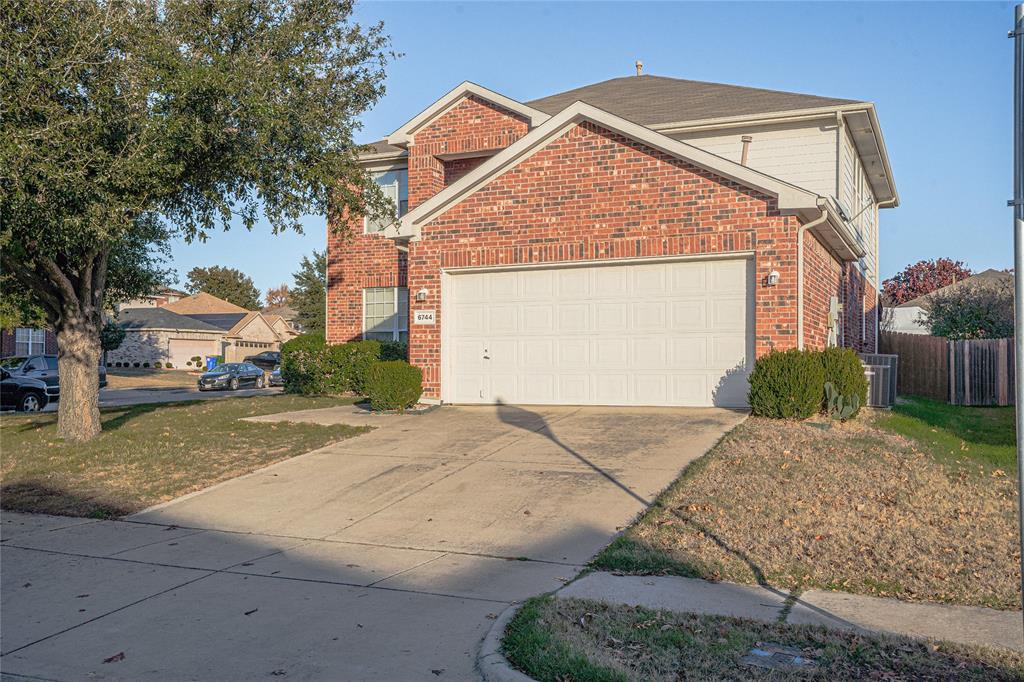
[493,400,775,591]
[1,480,133,519]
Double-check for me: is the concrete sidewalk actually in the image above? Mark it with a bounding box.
[558,572,1023,652]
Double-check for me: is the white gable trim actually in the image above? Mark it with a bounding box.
[388,101,821,240]
[385,81,550,147]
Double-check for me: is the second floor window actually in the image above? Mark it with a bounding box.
[365,169,409,234]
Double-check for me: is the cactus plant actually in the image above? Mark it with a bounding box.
[825,381,860,421]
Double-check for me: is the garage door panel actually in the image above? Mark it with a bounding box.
[446,257,752,407]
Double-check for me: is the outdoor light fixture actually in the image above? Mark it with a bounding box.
[766,270,780,286]
[415,288,429,301]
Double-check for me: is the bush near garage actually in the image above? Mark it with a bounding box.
[279,334,381,395]
[378,340,408,361]
[819,346,868,418]
[365,360,422,412]
[748,349,825,419]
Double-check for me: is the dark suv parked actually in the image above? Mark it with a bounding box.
[0,354,107,401]
[0,368,49,412]
[242,351,280,372]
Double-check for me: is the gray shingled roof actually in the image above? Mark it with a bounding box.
[363,74,863,152]
[526,75,862,126]
[117,307,223,332]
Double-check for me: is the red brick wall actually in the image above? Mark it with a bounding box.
[443,156,489,187]
[407,95,529,209]
[802,231,842,351]
[405,122,803,399]
[325,223,407,344]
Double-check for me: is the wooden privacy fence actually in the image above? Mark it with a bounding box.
[879,331,1015,406]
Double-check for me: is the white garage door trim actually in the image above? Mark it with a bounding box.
[440,253,755,408]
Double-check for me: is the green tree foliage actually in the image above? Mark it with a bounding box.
[99,320,127,365]
[365,360,422,412]
[291,250,327,334]
[923,280,1014,340]
[1,1,393,440]
[279,334,379,395]
[185,266,262,310]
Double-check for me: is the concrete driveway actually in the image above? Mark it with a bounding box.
[1,404,744,681]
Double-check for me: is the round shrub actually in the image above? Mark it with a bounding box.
[165,362,173,369]
[748,349,824,419]
[279,334,381,395]
[378,340,408,362]
[819,347,868,418]
[365,361,423,412]
[154,362,162,369]
[142,362,150,368]
[133,362,140,368]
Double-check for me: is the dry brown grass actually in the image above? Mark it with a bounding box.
[0,395,367,518]
[504,596,1024,682]
[593,415,1020,609]
[105,368,202,389]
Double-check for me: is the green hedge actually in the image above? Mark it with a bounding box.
[378,340,408,361]
[748,349,826,419]
[365,360,423,411]
[819,347,868,419]
[279,334,381,395]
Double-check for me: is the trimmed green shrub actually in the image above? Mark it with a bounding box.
[748,349,825,419]
[279,334,381,395]
[378,340,408,362]
[191,356,202,367]
[365,360,422,412]
[153,361,162,369]
[819,347,868,419]
[165,362,173,369]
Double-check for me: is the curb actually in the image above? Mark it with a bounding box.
[477,603,535,682]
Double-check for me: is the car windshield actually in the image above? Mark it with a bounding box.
[0,357,26,369]
[210,363,236,373]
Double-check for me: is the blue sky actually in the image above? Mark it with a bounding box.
[166,1,1016,297]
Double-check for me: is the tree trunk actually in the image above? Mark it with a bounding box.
[55,313,102,442]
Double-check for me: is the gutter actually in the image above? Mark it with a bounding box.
[797,199,832,350]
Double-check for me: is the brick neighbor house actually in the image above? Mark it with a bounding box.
[327,74,898,407]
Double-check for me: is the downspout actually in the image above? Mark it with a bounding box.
[797,199,831,350]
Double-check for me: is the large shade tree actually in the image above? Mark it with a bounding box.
[882,258,973,305]
[185,265,262,310]
[1,0,394,441]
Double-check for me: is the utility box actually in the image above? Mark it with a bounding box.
[859,353,898,408]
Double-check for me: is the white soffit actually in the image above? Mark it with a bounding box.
[385,81,551,147]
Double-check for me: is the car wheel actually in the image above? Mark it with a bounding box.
[19,392,42,412]
[256,375,264,389]
[229,377,239,390]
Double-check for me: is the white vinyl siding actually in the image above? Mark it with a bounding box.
[15,328,46,356]
[365,170,409,234]
[839,126,878,285]
[674,120,838,198]
[363,287,409,341]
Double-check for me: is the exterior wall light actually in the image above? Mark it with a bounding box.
[415,288,429,301]
[766,270,781,286]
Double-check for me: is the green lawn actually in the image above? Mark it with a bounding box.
[877,396,1016,471]
[0,395,367,518]
[503,597,1024,682]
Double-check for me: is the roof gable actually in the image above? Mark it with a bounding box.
[163,292,249,315]
[526,75,863,127]
[389,101,820,240]
[117,307,224,333]
[385,81,550,147]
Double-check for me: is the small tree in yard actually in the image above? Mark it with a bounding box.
[264,284,291,310]
[291,251,327,334]
[882,258,973,305]
[185,266,262,310]
[1,1,395,441]
[99,320,127,366]
[922,280,1014,340]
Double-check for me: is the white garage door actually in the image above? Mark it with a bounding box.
[168,338,219,368]
[445,258,754,407]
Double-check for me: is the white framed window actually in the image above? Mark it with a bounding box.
[14,327,46,356]
[365,170,409,234]
[362,287,409,342]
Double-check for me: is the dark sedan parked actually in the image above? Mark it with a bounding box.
[0,368,50,412]
[197,363,266,391]
[268,365,284,387]
[243,351,281,372]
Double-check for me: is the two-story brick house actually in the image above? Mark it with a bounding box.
[327,74,897,407]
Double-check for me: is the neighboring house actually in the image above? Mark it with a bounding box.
[884,269,1013,335]
[262,304,302,337]
[327,74,898,407]
[117,287,189,311]
[108,293,292,368]
[0,327,58,358]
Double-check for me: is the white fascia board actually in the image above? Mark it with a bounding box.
[390,101,820,240]
[385,81,551,147]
